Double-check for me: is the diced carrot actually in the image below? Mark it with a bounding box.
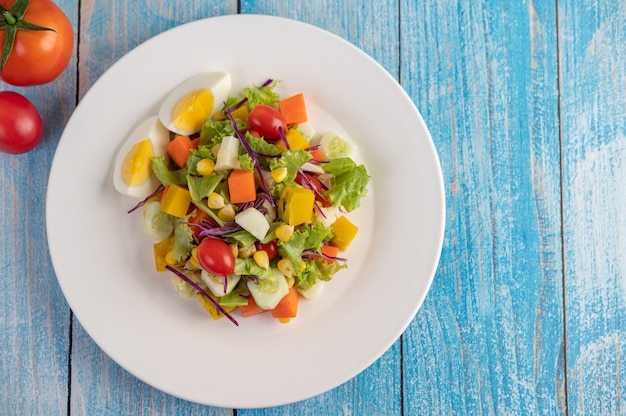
[279,93,308,125]
[167,135,194,168]
[228,169,257,204]
[321,244,340,263]
[240,295,266,317]
[310,149,326,162]
[270,287,299,319]
[190,137,201,150]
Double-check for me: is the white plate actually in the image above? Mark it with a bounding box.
[46,14,445,408]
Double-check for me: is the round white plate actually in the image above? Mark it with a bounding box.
[47,14,445,409]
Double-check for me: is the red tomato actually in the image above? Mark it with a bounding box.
[248,104,287,140]
[255,240,278,261]
[0,91,43,154]
[0,0,74,86]
[197,238,235,277]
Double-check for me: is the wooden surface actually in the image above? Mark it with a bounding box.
[1,0,625,414]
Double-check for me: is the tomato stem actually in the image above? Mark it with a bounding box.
[0,0,55,71]
[2,11,16,25]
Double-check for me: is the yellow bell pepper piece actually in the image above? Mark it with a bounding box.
[274,128,310,152]
[279,187,315,226]
[153,236,176,272]
[160,184,191,218]
[330,216,359,251]
[197,292,236,321]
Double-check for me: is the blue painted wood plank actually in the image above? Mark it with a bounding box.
[70,1,237,414]
[0,0,78,414]
[400,1,565,414]
[558,1,626,414]
[237,1,402,415]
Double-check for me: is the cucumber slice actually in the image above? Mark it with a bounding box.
[201,270,241,297]
[143,201,174,241]
[319,131,354,159]
[247,268,289,310]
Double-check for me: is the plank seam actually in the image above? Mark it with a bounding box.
[554,0,570,414]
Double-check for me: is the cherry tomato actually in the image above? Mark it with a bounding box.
[255,240,278,261]
[197,238,235,277]
[0,91,43,154]
[0,0,74,86]
[248,104,287,140]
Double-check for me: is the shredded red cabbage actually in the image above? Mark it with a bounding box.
[127,185,164,214]
[302,248,347,262]
[165,265,238,326]
[297,171,331,204]
[197,223,242,238]
[278,126,290,150]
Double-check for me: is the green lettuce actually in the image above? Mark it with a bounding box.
[296,258,347,290]
[323,157,370,212]
[277,222,333,272]
[243,79,280,108]
[151,156,187,186]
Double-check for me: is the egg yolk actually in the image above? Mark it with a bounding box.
[122,139,155,186]
[171,89,214,132]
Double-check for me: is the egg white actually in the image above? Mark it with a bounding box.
[113,115,170,198]
[158,71,231,136]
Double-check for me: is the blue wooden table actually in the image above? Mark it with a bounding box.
[2,1,625,414]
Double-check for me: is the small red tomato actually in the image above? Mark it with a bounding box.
[255,240,279,261]
[197,238,235,276]
[248,104,287,140]
[0,91,43,154]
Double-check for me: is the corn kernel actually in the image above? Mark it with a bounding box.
[253,250,269,269]
[165,250,179,266]
[300,261,306,272]
[218,204,235,222]
[285,275,295,288]
[196,159,215,176]
[271,167,288,183]
[239,244,256,259]
[278,318,292,324]
[188,247,201,269]
[277,257,295,277]
[276,224,294,242]
[228,243,239,258]
[211,143,221,156]
[207,192,225,209]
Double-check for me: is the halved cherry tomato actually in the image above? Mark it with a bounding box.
[255,240,278,261]
[248,104,287,140]
[197,238,235,277]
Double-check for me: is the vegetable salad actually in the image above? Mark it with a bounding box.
[119,73,370,325]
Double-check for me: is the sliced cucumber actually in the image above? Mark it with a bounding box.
[319,131,354,159]
[201,270,241,297]
[143,201,174,241]
[247,268,289,310]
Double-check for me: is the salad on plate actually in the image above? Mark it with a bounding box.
[112,71,370,326]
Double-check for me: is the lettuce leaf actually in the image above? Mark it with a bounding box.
[234,258,276,280]
[277,222,333,272]
[187,174,223,201]
[296,258,347,290]
[172,219,195,261]
[200,118,246,146]
[151,156,187,186]
[243,80,280,108]
[269,149,312,182]
[323,158,370,212]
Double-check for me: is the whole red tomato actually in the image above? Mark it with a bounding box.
[0,91,43,154]
[0,0,74,86]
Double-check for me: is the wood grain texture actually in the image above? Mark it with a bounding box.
[558,1,626,414]
[0,0,77,414]
[400,1,565,414]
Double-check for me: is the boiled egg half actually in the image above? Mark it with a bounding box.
[113,115,170,198]
[158,71,231,136]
